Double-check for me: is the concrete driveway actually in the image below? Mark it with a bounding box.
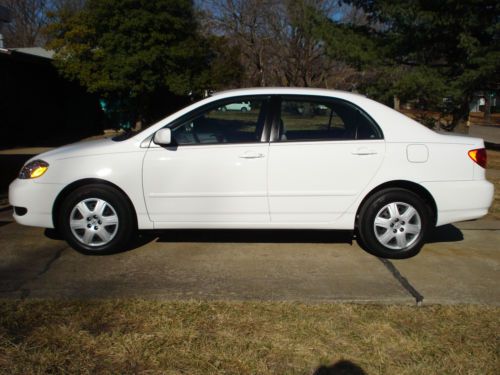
[1,209,499,305]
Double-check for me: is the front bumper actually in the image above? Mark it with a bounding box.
[8,179,65,228]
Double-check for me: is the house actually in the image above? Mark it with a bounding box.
[469,91,498,113]
[0,47,103,148]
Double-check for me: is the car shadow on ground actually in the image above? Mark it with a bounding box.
[148,224,463,245]
[44,223,464,255]
[44,228,355,255]
[427,224,464,243]
[154,229,355,244]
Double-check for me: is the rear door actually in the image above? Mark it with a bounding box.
[267,96,385,224]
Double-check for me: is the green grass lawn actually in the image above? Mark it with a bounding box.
[0,300,498,374]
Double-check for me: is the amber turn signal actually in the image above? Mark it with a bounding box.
[468,148,487,168]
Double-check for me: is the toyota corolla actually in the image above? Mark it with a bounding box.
[9,88,494,258]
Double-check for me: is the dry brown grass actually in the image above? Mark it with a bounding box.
[0,300,498,374]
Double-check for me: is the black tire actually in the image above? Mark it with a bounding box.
[356,188,433,259]
[57,184,136,254]
[240,107,248,112]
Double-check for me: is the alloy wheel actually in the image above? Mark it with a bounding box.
[373,201,422,250]
[69,198,119,247]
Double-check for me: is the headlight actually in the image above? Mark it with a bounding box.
[19,160,49,179]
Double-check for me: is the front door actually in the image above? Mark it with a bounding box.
[142,97,271,226]
[268,96,385,224]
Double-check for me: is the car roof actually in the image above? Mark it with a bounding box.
[212,87,367,100]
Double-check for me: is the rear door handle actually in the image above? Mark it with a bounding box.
[351,148,378,155]
[239,151,265,159]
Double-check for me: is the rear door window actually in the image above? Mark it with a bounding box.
[277,97,382,141]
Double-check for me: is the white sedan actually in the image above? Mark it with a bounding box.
[9,88,494,258]
[220,101,251,111]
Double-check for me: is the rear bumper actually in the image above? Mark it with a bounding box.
[421,180,494,226]
[8,179,65,228]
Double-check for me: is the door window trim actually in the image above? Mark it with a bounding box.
[269,95,384,143]
[149,95,273,147]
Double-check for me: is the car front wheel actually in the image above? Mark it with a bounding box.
[58,184,136,254]
[357,188,433,259]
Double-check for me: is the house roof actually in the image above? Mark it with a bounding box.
[10,47,54,59]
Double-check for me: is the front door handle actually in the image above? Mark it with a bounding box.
[351,148,378,155]
[239,151,265,159]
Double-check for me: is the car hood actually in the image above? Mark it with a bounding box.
[29,138,120,163]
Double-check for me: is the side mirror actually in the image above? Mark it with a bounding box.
[153,128,172,145]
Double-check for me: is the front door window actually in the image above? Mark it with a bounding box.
[172,98,268,145]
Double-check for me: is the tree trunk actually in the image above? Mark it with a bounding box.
[484,93,491,122]
[393,96,400,110]
[133,120,143,132]
[447,99,470,132]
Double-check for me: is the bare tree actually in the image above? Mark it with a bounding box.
[50,0,85,14]
[273,0,332,87]
[202,0,276,86]
[201,0,345,88]
[0,0,50,47]
[0,0,84,48]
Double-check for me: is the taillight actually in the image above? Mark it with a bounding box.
[468,148,487,168]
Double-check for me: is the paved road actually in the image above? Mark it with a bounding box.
[0,209,499,305]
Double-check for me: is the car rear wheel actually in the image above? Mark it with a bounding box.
[58,184,135,254]
[357,188,433,259]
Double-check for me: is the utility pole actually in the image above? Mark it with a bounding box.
[0,5,12,49]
